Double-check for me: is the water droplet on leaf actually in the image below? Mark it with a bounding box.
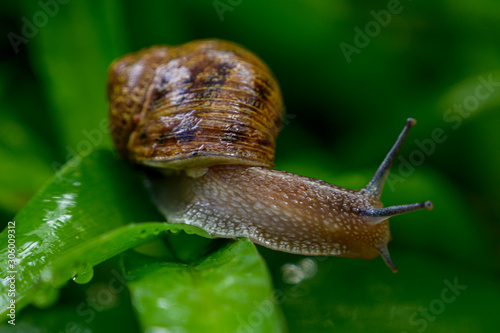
[72,262,94,284]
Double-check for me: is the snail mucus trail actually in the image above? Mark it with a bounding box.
[107,39,433,272]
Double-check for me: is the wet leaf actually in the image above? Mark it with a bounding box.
[0,149,164,314]
[124,239,287,333]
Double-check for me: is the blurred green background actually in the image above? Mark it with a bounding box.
[1,0,499,332]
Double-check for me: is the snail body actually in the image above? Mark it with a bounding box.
[108,39,432,272]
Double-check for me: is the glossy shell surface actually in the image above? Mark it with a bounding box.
[108,39,284,169]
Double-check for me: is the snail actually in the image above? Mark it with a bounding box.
[107,39,433,272]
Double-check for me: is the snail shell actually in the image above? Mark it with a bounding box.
[107,39,433,272]
[108,39,283,169]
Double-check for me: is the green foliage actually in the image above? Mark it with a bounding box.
[124,240,286,332]
[1,0,499,331]
[0,150,284,331]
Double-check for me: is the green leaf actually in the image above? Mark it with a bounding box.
[124,238,288,333]
[42,222,210,289]
[0,149,164,315]
[0,148,285,333]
